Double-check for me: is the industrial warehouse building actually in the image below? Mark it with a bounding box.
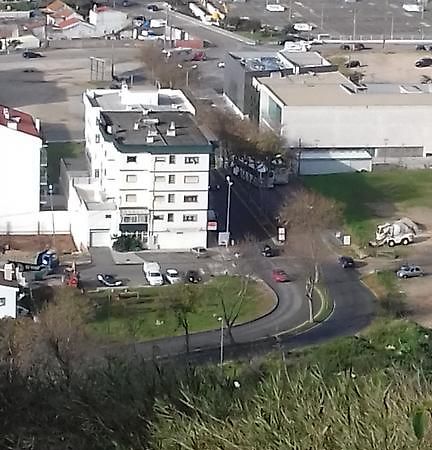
[254,71,432,172]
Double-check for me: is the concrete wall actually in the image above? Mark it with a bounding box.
[0,210,71,234]
[0,125,41,216]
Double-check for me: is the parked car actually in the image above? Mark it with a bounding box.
[143,261,163,286]
[353,43,365,51]
[338,256,355,268]
[186,270,201,283]
[340,44,350,50]
[272,269,289,282]
[397,264,424,279]
[345,60,361,68]
[262,245,275,257]
[147,4,159,11]
[416,44,427,51]
[191,247,208,258]
[416,58,432,67]
[217,61,225,68]
[166,268,181,284]
[97,273,123,287]
[23,51,43,59]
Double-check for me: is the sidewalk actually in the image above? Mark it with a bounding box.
[111,250,144,265]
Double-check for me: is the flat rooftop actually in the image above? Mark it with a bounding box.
[100,111,209,148]
[86,86,194,113]
[228,50,292,72]
[257,72,432,106]
[279,51,331,67]
[75,186,116,211]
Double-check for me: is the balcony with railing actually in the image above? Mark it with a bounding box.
[40,147,47,167]
[40,167,48,185]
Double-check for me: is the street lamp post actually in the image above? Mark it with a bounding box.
[177,64,197,88]
[225,175,233,246]
[218,316,224,366]
[48,184,55,247]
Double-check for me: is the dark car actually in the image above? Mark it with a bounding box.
[416,58,432,67]
[417,44,427,51]
[353,43,365,51]
[345,60,361,68]
[262,245,275,257]
[23,51,43,59]
[147,4,159,10]
[338,256,355,268]
[186,270,201,283]
[97,273,123,287]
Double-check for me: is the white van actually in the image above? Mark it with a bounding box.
[143,261,163,286]
[266,4,285,12]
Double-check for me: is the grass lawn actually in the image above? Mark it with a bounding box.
[47,142,84,184]
[87,276,275,342]
[303,170,432,244]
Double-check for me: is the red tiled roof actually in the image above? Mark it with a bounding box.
[0,105,39,138]
[56,16,80,28]
[45,0,68,12]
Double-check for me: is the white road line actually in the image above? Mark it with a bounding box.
[390,3,398,8]
[404,12,413,17]
[293,11,303,17]
[368,2,375,5]
[421,22,431,27]
[294,1,304,6]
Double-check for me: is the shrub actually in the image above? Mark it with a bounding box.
[112,235,144,252]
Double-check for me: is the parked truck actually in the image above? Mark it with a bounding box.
[7,249,59,273]
[369,218,418,247]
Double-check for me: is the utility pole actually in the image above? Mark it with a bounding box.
[218,317,224,367]
[320,5,324,30]
[225,175,233,247]
[390,14,394,39]
[353,9,357,40]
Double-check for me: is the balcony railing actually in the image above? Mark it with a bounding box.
[40,148,47,166]
[40,168,48,185]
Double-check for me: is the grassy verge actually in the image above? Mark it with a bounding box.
[362,270,406,317]
[87,276,275,342]
[47,142,84,184]
[304,170,432,245]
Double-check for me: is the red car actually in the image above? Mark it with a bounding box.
[272,269,289,282]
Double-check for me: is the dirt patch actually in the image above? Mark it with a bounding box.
[365,202,395,218]
[0,235,76,254]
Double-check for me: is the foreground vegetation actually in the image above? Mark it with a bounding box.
[304,169,432,244]
[1,287,432,449]
[87,276,274,342]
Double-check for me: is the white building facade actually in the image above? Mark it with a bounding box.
[74,86,212,250]
[88,6,129,35]
[0,283,20,319]
[0,106,44,218]
[255,72,432,170]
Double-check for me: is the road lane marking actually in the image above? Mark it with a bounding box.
[404,12,413,17]
[294,1,304,6]
[390,3,398,8]
[421,22,431,27]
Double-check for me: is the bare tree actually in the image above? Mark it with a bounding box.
[9,288,91,382]
[170,285,200,353]
[279,188,342,322]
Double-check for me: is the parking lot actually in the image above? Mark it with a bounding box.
[227,0,432,39]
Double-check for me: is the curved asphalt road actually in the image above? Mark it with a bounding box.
[114,257,376,362]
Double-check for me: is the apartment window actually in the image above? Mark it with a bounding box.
[125,194,137,203]
[183,214,198,222]
[126,174,137,183]
[169,155,176,164]
[0,297,5,306]
[154,195,164,203]
[155,156,166,162]
[168,174,175,184]
[96,118,100,126]
[155,176,165,183]
[184,195,198,203]
[94,169,100,178]
[122,214,148,223]
[95,134,100,143]
[105,214,112,219]
[127,156,137,163]
[167,213,174,222]
[184,175,199,184]
[185,156,199,164]
[168,194,175,203]
[153,214,164,220]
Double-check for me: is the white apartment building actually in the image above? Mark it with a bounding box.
[74,85,212,250]
[0,105,44,217]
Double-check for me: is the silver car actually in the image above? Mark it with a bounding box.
[396,264,424,279]
[191,246,208,258]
